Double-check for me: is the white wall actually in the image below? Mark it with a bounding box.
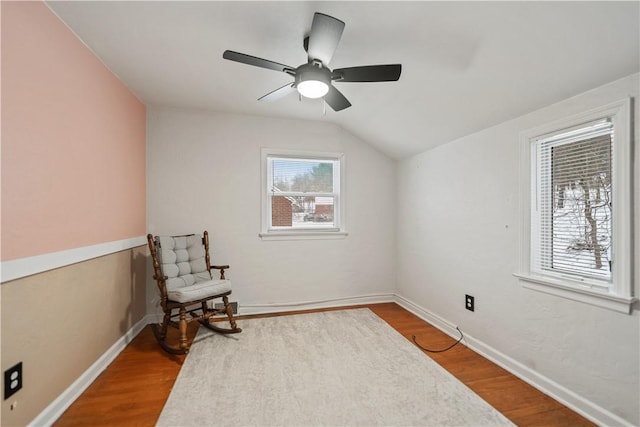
[397,73,639,425]
[147,108,396,315]
[147,76,638,425]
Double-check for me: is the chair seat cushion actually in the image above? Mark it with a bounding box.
[167,279,232,303]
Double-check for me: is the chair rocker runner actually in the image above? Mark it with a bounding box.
[148,231,241,354]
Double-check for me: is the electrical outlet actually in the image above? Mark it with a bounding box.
[4,362,22,400]
[465,295,475,312]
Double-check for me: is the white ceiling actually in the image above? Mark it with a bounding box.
[47,1,639,159]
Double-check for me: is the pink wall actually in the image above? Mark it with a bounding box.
[1,1,146,261]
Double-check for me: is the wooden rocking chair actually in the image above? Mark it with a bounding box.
[147,231,241,354]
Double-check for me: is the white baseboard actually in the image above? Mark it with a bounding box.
[145,294,396,322]
[393,294,634,427]
[28,316,150,427]
[145,293,396,323]
[238,293,395,316]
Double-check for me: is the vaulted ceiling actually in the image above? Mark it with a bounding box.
[47,1,639,159]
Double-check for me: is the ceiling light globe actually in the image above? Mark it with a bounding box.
[295,62,331,99]
[297,80,329,99]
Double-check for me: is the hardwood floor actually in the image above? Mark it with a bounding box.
[54,303,594,426]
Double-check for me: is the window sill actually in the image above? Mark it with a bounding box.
[514,273,636,314]
[259,231,348,241]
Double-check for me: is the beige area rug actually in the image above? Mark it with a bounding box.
[157,309,514,426]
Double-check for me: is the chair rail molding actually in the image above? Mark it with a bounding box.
[1,236,147,283]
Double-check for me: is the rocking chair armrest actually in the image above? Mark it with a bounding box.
[153,274,169,281]
[210,265,229,280]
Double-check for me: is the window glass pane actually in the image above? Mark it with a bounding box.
[550,136,612,279]
[271,195,335,228]
[264,151,342,234]
[271,159,334,193]
[536,121,613,282]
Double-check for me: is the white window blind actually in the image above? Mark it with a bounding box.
[533,118,613,286]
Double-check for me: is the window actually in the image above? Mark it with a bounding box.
[260,149,346,239]
[535,119,613,283]
[517,99,635,313]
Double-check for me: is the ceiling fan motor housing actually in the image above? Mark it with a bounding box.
[295,61,331,90]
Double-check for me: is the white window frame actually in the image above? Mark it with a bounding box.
[515,98,636,313]
[260,148,347,240]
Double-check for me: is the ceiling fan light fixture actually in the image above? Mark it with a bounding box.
[295,62,331,99]
[297,79,329,98]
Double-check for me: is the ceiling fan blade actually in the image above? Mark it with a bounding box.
[223,50,294,73]
[307,13,345,66]
[324,86,351,112]
[333,65,402,82]
[258,83,297,102]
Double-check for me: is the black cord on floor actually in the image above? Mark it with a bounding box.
[412,327,464,353]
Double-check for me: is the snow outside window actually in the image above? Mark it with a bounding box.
[260,149,346,240]
[517,99,635,313]
[534,119,614,286]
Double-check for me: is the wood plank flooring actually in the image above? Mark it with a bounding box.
[54,303,595,426]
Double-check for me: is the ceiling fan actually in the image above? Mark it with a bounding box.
[222,12,402,112]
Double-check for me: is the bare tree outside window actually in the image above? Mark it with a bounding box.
[521,99,632,309]
[548,133,612,279]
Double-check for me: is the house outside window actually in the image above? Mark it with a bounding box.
[260,149,347,240]
[517,99,635,313]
